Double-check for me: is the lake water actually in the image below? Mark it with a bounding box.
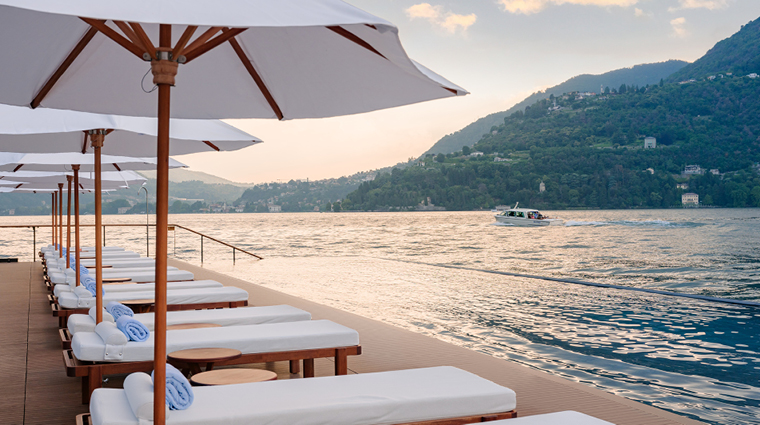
[3,208,759,424]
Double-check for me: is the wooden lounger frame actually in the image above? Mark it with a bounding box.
[52,300,248,328]
[64,344,362,404]
[77,411,515,424]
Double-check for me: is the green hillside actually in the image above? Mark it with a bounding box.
[668,17,760,82]
[344,75,760,211]
[424,60,687,155]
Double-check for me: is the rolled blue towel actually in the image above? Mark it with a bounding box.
[116,315,150,342]
[69,254,76,269]
[106,301,134,320]
[82,278,104,297]
[79,265,90,276]
[152,364,194,410]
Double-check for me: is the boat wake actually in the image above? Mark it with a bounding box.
[564,219,700,228]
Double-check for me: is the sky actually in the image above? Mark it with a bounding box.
[176,0,760,184]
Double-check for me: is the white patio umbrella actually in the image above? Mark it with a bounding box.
[0,2,468,420]
[0,152,180,311]
[0,172,145,271]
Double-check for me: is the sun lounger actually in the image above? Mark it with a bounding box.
[52,286,249,327]
[53,279,223,298]
[67,304,312,334]
[62,304,312,348]
[485,411,613,424]
[48,266,188,285]
[78,366,516,425]
[66,319,362,403]
[80,258,156,268]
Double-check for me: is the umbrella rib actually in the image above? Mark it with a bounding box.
[183,27,247,63]
[182,27,222,57]
[30,26,98,108]
[112,164,121,172]
[226,33,284,120]
[128,23,157,57]
[172,26,198,59]
[112,21,145,52]
[327,26,386,60]
[13,164,22,172]
[202,141,221,151]
[79,18,146,59]
[81,131,88,154]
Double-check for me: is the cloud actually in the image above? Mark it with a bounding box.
[497,0,638,15]
[669,0,729,11]
[634,7,646,17]
[406,3,477,33]
[670,17,688,38]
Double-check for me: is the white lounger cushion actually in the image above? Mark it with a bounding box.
[49,269,193,285]
[72,319,357,362]
[53,278,216,298]
[90,366,516,425]
[68,304,311,334]
[80,258,156,268]
[487,411,613,424]
[49,266,180,285]
[123,373,170,422]
[57,286,248,309]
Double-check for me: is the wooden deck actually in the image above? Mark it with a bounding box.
[1,259,704,424]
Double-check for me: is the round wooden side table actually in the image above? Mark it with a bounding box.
[168,347,242,376]
[190,368,277,386]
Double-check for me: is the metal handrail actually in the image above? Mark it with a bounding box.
[0,223,263,263]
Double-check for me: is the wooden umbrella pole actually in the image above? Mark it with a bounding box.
[152,24,176,425]
[73,165,81,287]
[51,193,55,247]
[58,183,64,258]
[91,131,105,323]
[66,175,72,266]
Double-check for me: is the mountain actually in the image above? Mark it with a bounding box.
[345,76,760,211]
[424,60,688,156]
[344,18,760,211]
[668,17,760,82]
[137,169,254,187]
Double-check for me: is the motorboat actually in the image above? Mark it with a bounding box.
[493,203,562,226]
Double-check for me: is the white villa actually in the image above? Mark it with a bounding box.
[682,193,699,207]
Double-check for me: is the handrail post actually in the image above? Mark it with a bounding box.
[200,235,203,263]
[233,248,235,265]
[32,226,36,262]
[103,225,106,247]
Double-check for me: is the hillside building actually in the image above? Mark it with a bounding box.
[469,151,484,157]
[677,183,689,190]
[682,193,699,206]
[539,181,546,193]
[710,169,720,175]
[644,137,656,149]
[268,204,282,213]
[684,165,704,175]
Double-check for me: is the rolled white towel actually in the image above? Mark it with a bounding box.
[88,306,114,323]
[73,286,92,299]
[94,322,127,346]
[124,372,170,421]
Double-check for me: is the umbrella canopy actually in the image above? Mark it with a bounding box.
[0,104,261,155]
[0,170,146,187]
[0,3,468,422]
[0,1,467,119]
[0,152,186,172]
